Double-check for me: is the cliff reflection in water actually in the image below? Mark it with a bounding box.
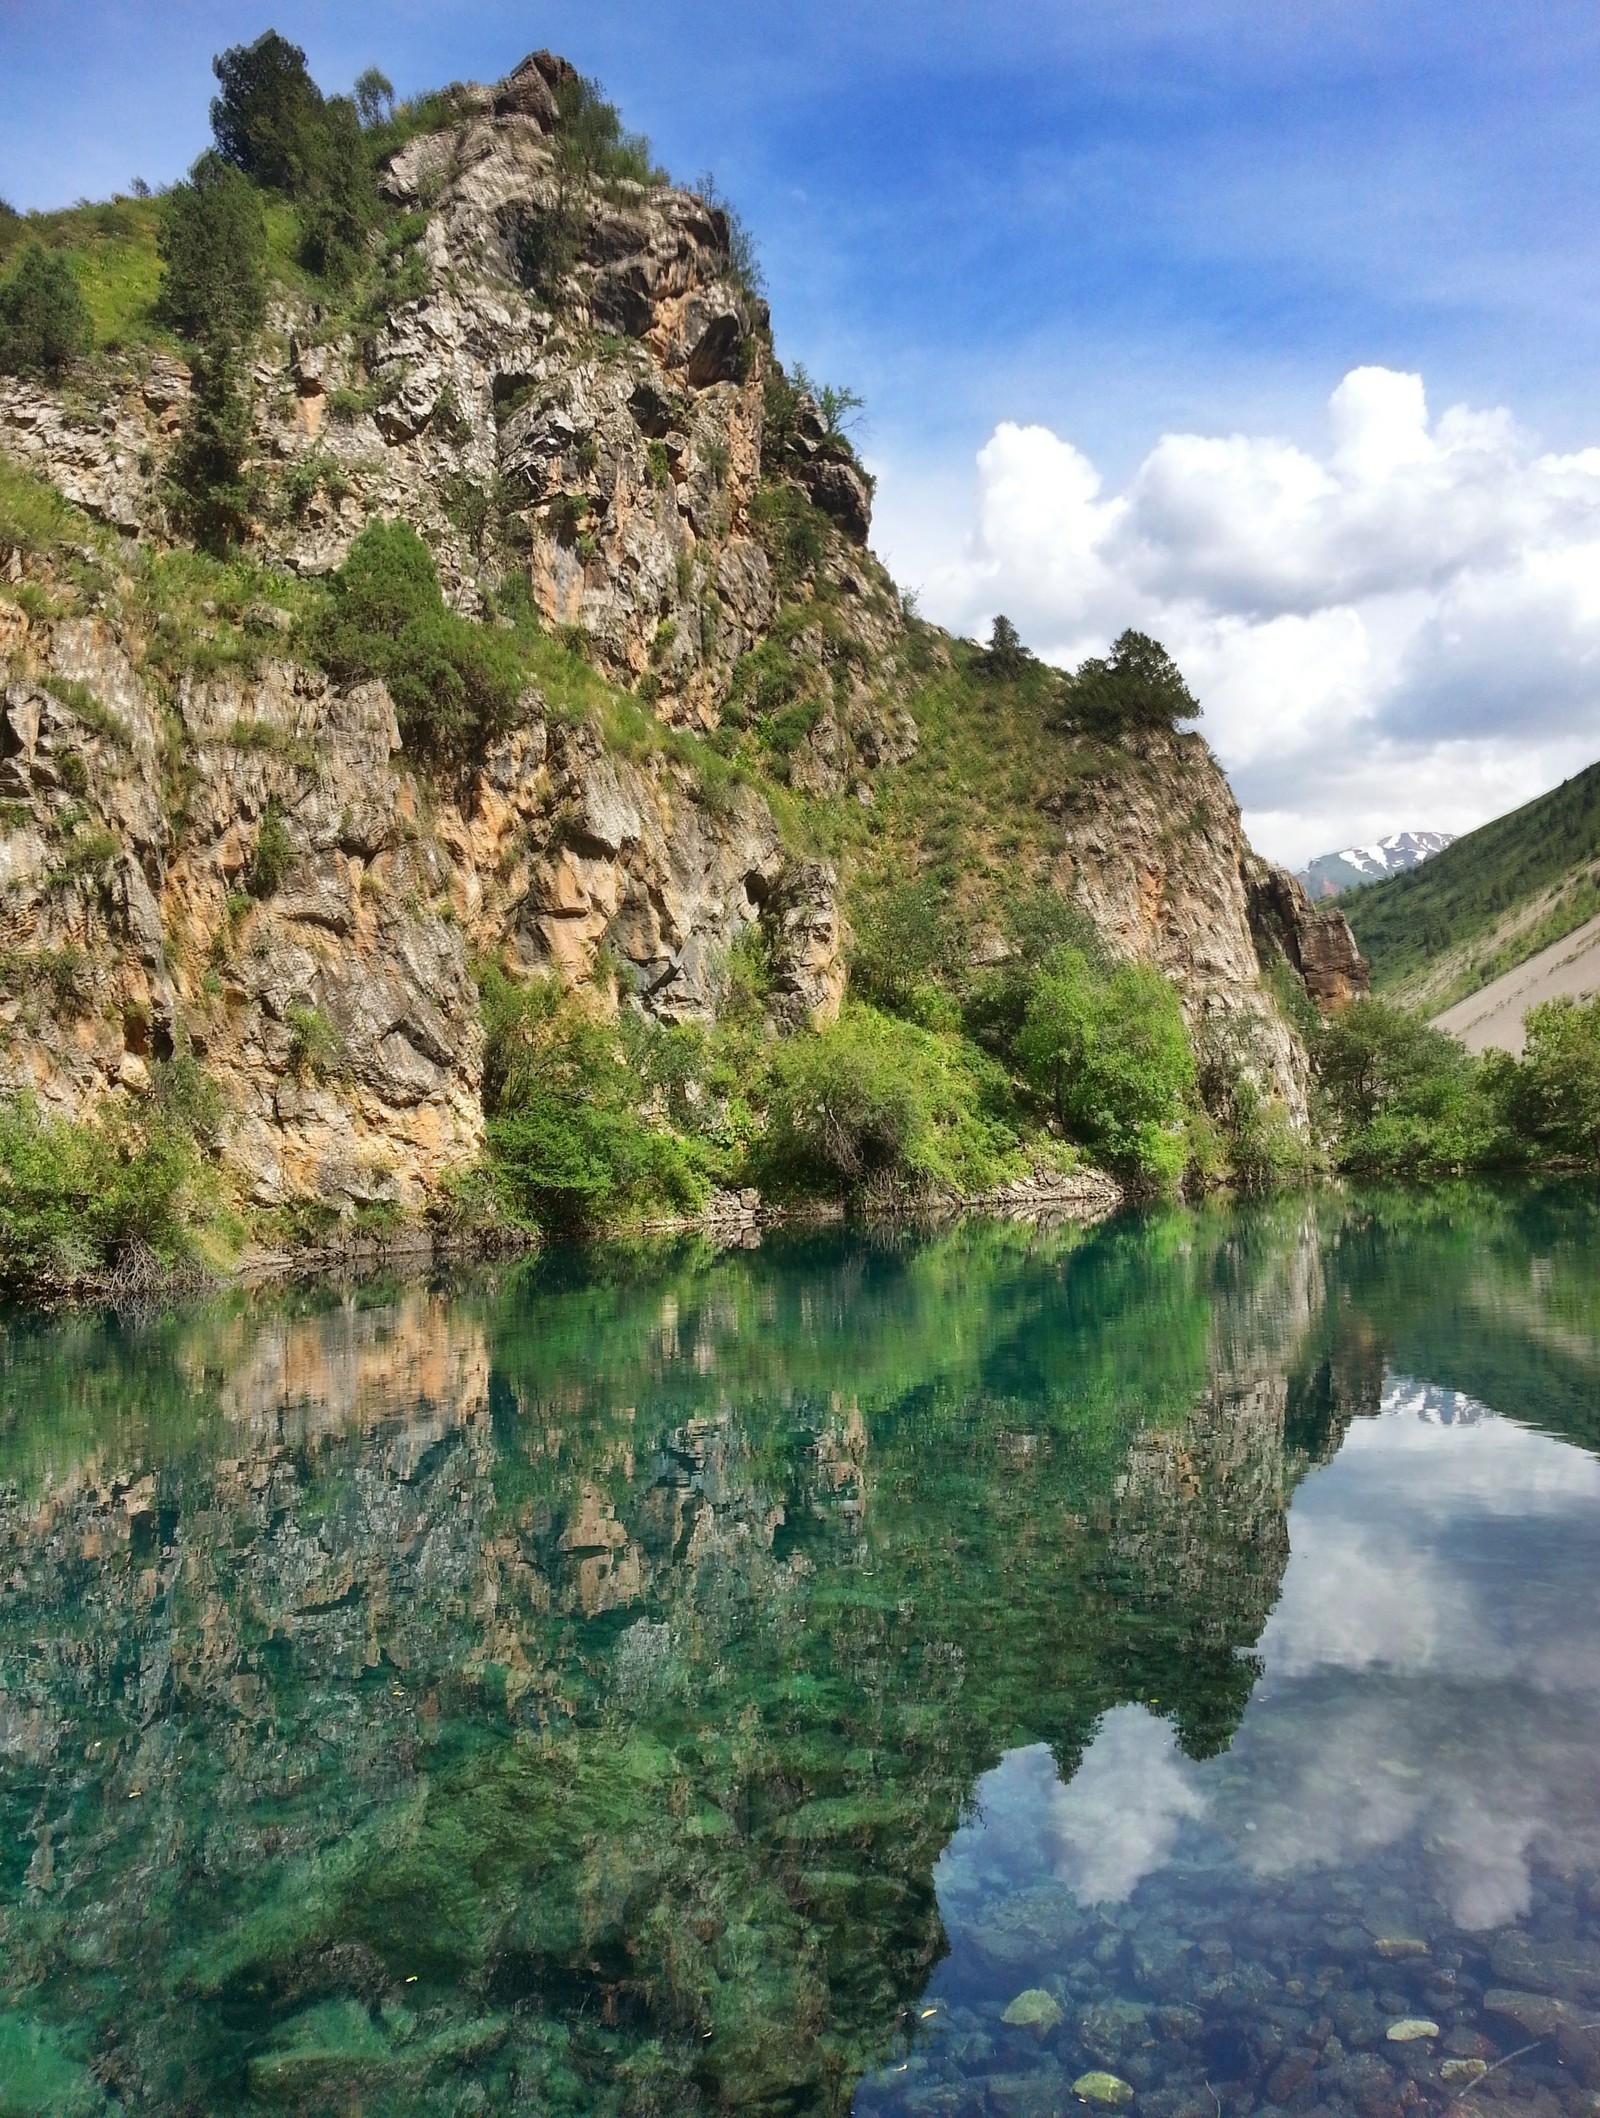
[0,1190,1598,2115]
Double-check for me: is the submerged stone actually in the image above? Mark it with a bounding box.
[1488,1931,1600,1999]
[1385,2019,1439,2043]
[1074,2070,1136,2107]
[1441,2058,1489,2083]
[1003,1988,1064,2035]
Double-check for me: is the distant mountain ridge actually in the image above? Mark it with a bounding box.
[1342,760,1600,1011]
[1299,831,1454,899]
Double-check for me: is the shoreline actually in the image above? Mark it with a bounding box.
[9,1167,1128,1310]
[239,1165,1126,1284]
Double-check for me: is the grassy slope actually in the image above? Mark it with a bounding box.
[1347,758,1600,1008]
[0,196,171,353]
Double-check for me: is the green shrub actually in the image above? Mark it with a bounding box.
[151,1053,225,1151]
[750,484,827,590]
[1491,995,1600,1165]
[0,245,92,377]
[983,614,1030,680]
[285,1002,340,1079]
[760,1004,1020,1201]
[480,966,705,1234]
[552,74,662,186]
[47,823,119,888]
[0,1093,208,1294]
[296,97,377,281]
[157,154,267,347]
[1312,998,1500,1175]
[1192,1041,1310,1191]
[165,344,257,554]
[692,172,764,297]
[314,521,524,764]
[210,30,330,196]
[1013,946,1196,1184]
[849,875,965,1024]
[247,800,293,897]
[208,31,381,285]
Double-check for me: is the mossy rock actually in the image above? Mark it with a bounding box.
[1002,1987,1064,2035]
[1073,2070,1135,2108]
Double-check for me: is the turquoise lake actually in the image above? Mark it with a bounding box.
[2,1189,1599,2114]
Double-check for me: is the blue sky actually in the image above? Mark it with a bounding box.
[6,0,1600,859]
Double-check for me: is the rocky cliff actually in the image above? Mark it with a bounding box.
[0,49,1364,1233]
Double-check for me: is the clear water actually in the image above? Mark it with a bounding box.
[2,1190,1599,2116]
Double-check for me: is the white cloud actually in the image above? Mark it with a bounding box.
[888,367,1600,864]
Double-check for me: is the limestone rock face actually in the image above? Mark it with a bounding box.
[0,374,166,535]
[0,587,850,1210]
[1048,731,1314,1125]
[0,623,486,1208]
[439,719,845,1026]
[1245,858,1370,1012]
[0,49,1328,1223]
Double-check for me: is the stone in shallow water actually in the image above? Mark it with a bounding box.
[1074,2071,1136,2107]
[1441,2058,1489,2084]
[1003,1988,1064,2035]
[1079,1999,1155,2061]
[986,2068,1067,2118]
[972,1883,1086,1967]
[1488,1931,1600,1999]
[1385,2019,1439,2043]
[1484,1988,1590,2039]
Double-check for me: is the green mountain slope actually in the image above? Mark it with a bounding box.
[1346,760,1600,1007]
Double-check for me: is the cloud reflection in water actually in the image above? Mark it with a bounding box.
[944,1377,1600,1935]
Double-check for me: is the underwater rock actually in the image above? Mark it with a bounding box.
[1078,1998,1155,2062]
[1073,2069,1136,2107]
[1484,1989,1586,2038]
[971,1884,1087,1967]
[1442,2027,1498,2060]
[1441,2058,1489,2083]
[1384,2019,1439,2042]
[986,2066,1068,2117]
[1267,2051,1318,2100]
[1003,1988,1065,2036]
[1489,1932,1600,1998]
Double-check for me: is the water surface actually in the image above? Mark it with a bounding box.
[2,1190,1599,2115]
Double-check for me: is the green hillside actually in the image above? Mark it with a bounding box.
[1346,759,1600,1006]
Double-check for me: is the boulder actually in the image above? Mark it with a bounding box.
[1072,2073,1135,2108]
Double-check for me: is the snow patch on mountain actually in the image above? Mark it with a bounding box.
[1299,831,1454,898]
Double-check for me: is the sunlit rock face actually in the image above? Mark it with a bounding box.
[0,50,1350,1217]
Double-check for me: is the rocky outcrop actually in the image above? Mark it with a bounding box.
[0,623,486,1208]
[1245,856,1369,1011]
[0,45,1334,1225]
[0,587,846,1209]
[1047,732,1314,1124]
[440,717,845,1024]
